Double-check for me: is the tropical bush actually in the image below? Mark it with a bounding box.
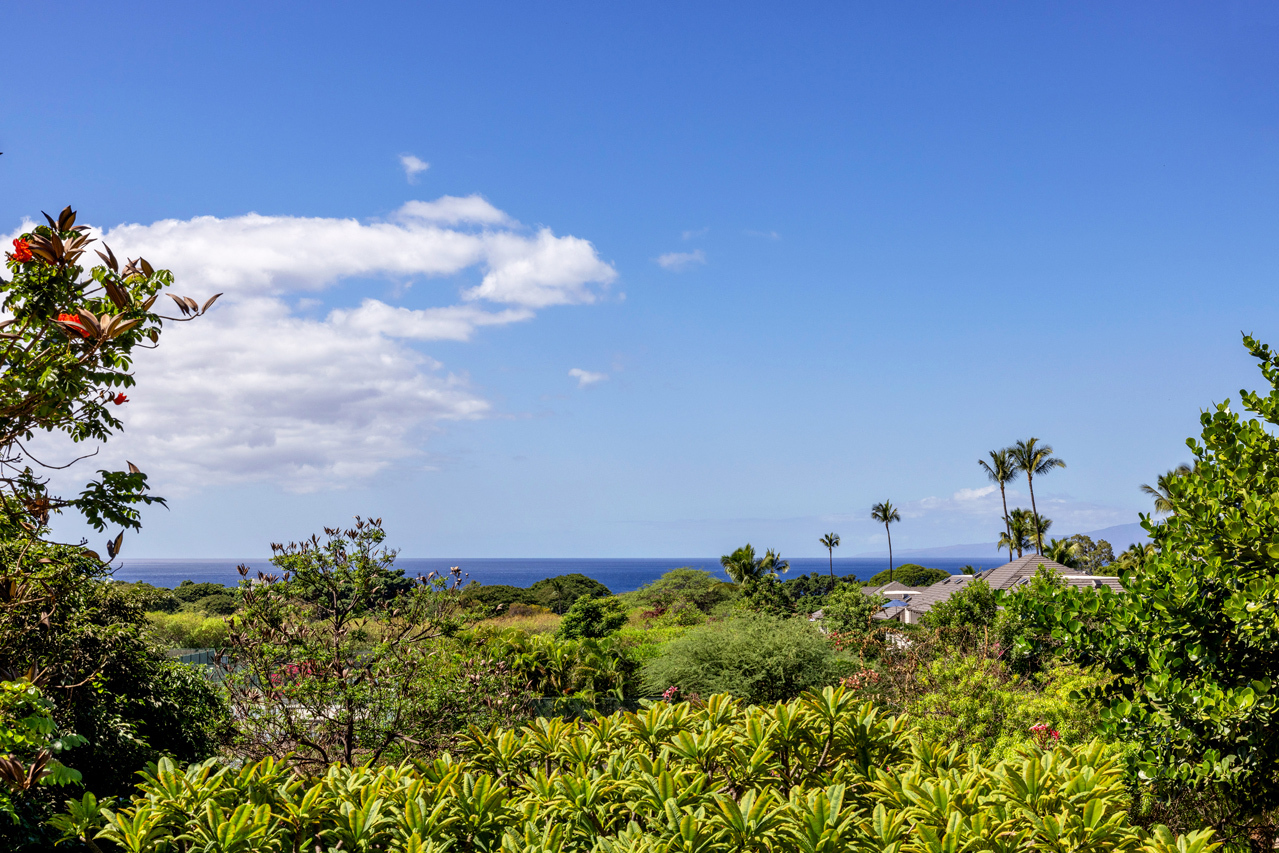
[52,686,1215,853]
[1009,335,1279,848]
[820,585,884,634]
[642,613,849,703]
[529,574,613,614]
[923,577,998,631]
[862,564,951,587]
[629,567,737,614]
[493,630,639,707]
[144,611,230,649]
[558,595,629,639]
[904,654,1112,760]
[0,540,229,798]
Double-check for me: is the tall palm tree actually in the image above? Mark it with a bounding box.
[870,500,902,583]
[1010,438,1065,555]
[819,533,840,589]
[1141,464,1193,514]
[977,448,1018,547]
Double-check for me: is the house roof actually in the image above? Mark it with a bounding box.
[975,554,1077,590]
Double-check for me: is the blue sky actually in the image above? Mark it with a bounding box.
[4,2,1279,558]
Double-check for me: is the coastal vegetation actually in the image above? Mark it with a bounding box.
[2,222,1278,850]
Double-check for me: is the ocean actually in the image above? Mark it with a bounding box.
[110,556,1004,593]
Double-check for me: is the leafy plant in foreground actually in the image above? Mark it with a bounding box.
[52,686,1216,852]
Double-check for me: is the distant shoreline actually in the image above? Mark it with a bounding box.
[110,556,1005,593]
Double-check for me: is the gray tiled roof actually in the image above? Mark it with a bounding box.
[898,554,1123,619]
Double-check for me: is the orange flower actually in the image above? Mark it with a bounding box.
[9,239,32,263]
[57,313,90,338]
[112,393,128,405]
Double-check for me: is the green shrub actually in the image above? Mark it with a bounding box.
[630,567,736,613]
[557,595,628,639]
[51,687,1214,853]
[529,573,612,614]
[494,630,639,703]
[821,585,884,633]
[112,581,179,613]
[145,611,230,649]
[190,592,237,615]
[863,564,951,587]
[171,580,236,605]
[642,612,848,703]
[923,577,998,631]
[461,582,535,614]
[905,654,1111,759]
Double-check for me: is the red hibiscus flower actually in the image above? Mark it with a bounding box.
[56,313,90,338]
[9,239,32,263]
[112,393,128,405]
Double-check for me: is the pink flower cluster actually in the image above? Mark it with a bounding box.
[1029,723,1061,748]
[662,685,680,702]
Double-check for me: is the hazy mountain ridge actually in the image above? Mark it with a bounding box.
[854,522,1151,559]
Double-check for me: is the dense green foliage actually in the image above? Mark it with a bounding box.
[642,613,849,703]
[630,568,736,615]
[53,687,1214,853]
[905,656,1110,760]
[862,564,951,587]
[558,595,629,640]
[1012,335,1279,848]
[466,575,614,616]
[923,578,998,631]
[494,631,639,708]
[821,585,885,634]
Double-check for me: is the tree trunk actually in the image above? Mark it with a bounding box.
[886,524,894,583]
[828,550,834,590]
[1000,482,1014,562]
[1027,473,1042,554]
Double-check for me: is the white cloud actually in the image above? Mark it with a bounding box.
[681,227,708,240]
[399,154,430,182]
[10,196,616,492]
[745,229,780,240]
[397,195,510,226]
[328,300,534,342]
[568,368,608,388]
[655,249,706,271]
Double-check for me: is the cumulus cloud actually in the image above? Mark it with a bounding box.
[10,196,616,492]
[568,368,608,388]
[655,249,706,271]
[399,154,430,182]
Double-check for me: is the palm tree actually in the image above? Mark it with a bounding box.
[1045,537,1081,569]
[819,533,840,589]
[978,448,1018,547]
[1030,511,1052,544]
[721,544,788,583]
[1009,438,1065,555]
[870,500,902,583]
[1000,509,1034,559]
[1141,464,1193,514]
[720,544,761,583]
[760,549,789,578]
